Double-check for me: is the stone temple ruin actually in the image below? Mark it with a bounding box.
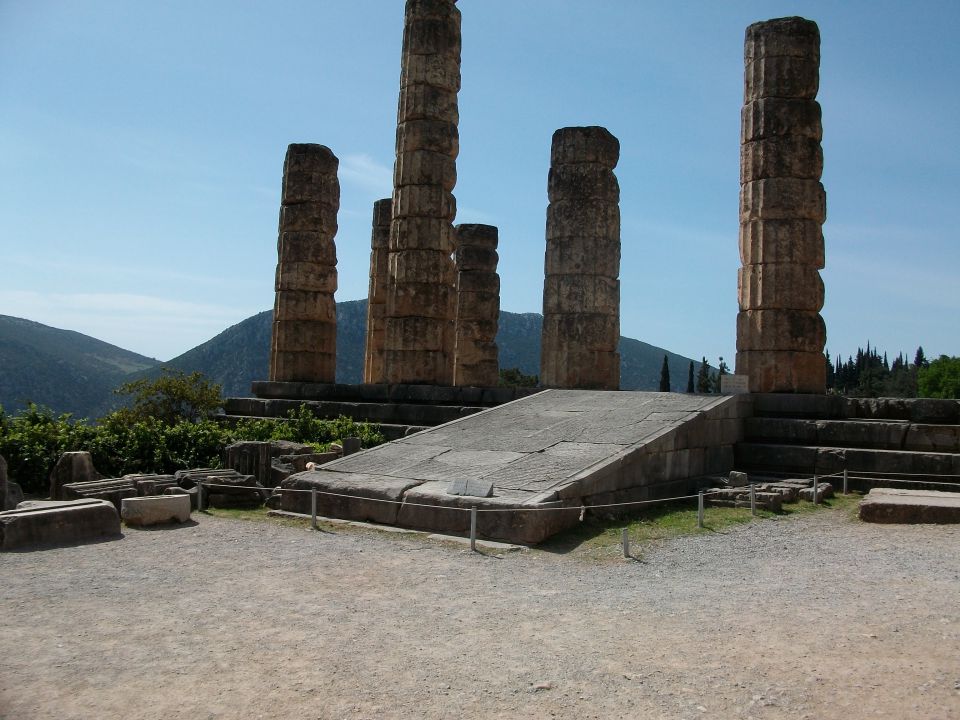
[217,9,960,543]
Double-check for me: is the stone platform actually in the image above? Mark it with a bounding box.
[859,488,960,524]
[279,390,749,544]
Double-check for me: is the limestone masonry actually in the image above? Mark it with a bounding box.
[384,0,462,385]
[269,143,339,383]
[453,223,500,387]
[363,198,392,383]
[541,126,621,390]
[736,17,827,393]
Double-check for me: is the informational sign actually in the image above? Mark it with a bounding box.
[446,478,494,498]
[720,374,751,394]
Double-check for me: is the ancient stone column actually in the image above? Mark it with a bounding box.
[736,17,826,394]
[269,144,339,383]
[383,0,461,385]
[363,198,392,384]
[540,126,621,390]
[453,224,499,387]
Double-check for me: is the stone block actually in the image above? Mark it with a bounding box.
[455,245,498,272]
[740,178,826,222]
[269,351,336,383]
[392,216,456,252]
[394,150,457,192]
[734,441,818,472]
[551,126,620,168]
[541,348,619,390]
[744,17,820,61]
[5,482,23,511]
[273,291,337,322]
[393,184,456,219]
[547,165,620,203]
[546,200,620,241]
[385,315,449,351]
[397,85,459,125]
[545,237,620,277]
[0,499,121,550]
[278,202,338,235]
[277,231,338,264]
[402,15,461,57]
[541,313,619,352]
[121,494,191,527]
[744,55,819,101]
[275,264,338,293]
[543,275,619,315]
[49,451,102,501]
[859,488,960,524]
[271,320,336,353]
[457,272,500,294]
[737,264,824,311]
[736,309,826,352]
[386,281,454,318]
[740,136,822,182]
[734,350,826,393]
[455,223,498,250]
[741,98,822,141]
[281,470,420,525]
[400,52,461,92]
[739,218,824,267]
[798,482,833,503]
[396,118,459,156]
[163,486,198,510]
[455,292,499,322]
[728,470,750,487]
[281,144,339,204]
[0,454,6,511]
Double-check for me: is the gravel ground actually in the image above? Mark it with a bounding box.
[2,506,959,720]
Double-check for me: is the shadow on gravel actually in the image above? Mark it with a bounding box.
[124,519,199,531]
[3,534,125,553]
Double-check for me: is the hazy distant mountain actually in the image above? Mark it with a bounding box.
[0,315,159,418]
[1,301,703,417]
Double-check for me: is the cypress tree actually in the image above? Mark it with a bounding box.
[686,360,695,393]
[659,355,671,392]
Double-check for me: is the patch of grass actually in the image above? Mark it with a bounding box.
[538,491,865,562]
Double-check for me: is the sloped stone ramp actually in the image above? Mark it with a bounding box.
[281,390,749,544]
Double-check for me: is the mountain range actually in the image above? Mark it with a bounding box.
[0,301,705,418]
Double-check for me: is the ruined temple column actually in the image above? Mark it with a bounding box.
[540,127,621,390]
[363,198,392,383]
[269,144,339,383]
[384,0,461,385]
[736,17,826,393]
[453,224,499,387]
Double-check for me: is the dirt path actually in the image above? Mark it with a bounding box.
[2,507,958,719]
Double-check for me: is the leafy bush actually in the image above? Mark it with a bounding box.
[918,356,960,399]
[0,400,385,496]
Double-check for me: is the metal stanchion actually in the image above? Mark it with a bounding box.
[621,528,630,558]
[470,507,477,552]
[843,469,849,495]
[697,491,704,529]
[197,482,205,512]
[311,488,318,530]
[813,473,820,505]
[750,483,756,516]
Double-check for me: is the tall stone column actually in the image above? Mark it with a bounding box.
[384,0,461,386]
[736,17,826,393]
[269,144,339,383]
[363,198,392,384]
[453,224,499,387]
[540,126,621,390]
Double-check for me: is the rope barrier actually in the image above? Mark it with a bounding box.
[844,475,960,488]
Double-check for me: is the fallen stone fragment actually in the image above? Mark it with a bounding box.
[859,488,960,524]
[0,499,121,550]
[121,495,192,527]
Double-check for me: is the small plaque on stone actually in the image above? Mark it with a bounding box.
[721,374,750,394]
[446,478,494,498]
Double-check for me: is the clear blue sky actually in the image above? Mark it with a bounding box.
[1,1,958,367]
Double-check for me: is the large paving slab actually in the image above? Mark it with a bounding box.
[859,488,960,524]
[280,390,749,543]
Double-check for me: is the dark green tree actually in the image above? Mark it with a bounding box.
[686,361,694,393]
[659,355,671,392]
[696,357,712,393]
[914,346,928,369]
[113,369,223,425]
[918,356,960,399]
[498,367,539,388]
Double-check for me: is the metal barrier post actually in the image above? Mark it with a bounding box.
[697,491,704,529]
[750,483,756,516]
[311,488,318,530]
[621,528,630,558]
[843,469,849,495]
[197,482,205,512]
[813,474,820,505]
[470,507,477,552]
